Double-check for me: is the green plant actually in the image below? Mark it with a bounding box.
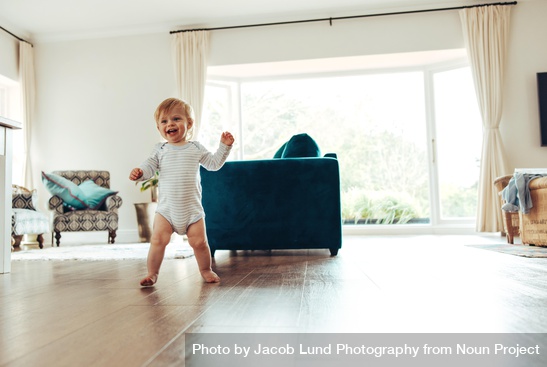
[341,188,373,223]
[369,195,417,224]
[137,171,159,202]
[342,189,419,224]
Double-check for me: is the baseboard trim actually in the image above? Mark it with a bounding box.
[39,230,141,246]
[343,224,478,235]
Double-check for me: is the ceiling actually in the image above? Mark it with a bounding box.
[0,0,508,42]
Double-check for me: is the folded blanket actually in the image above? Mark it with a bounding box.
[501,173,547,214]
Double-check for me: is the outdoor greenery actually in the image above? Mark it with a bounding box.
[440,181,479,218]
[237,80,432,223]
[341,188,418,224]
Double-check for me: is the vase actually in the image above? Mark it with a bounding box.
[151,187,159,202]
[134,202,158,242]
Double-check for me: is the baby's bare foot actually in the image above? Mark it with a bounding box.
[201,270,220,283]
[140,274,158,287]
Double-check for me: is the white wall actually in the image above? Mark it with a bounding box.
[33,33,176,242]
[502,1,547,168]
[17,0,547,242]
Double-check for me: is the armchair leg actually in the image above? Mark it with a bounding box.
[54,231,61,246]
[12,235,23,248]
[37,234,44,249]
[109,230,117,244]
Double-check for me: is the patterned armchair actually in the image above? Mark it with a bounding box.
[12,185,50,249]
[48,170,122,246]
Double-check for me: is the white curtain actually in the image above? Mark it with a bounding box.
[460,5,511,232]
[171,31,210,139]
[19,41,36,189]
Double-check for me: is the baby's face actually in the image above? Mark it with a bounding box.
[156,105,192,145]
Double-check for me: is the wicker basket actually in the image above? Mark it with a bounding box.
[493,175,520,244]
[520,176,547,247]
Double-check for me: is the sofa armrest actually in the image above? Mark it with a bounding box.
[529,176,547,190]
[106,195,123,213]
[49,195,65,214]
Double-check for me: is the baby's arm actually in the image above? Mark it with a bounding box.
[221,131,235,146]
[199,133,234,171]
[129,168,143,181]
[132,144,161,181]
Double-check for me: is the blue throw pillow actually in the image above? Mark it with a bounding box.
[273,142,287,158]
[41,171,88,210]
[281,133,321,158]
[79,180,118,210]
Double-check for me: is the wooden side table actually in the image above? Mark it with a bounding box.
[134,202,157,243]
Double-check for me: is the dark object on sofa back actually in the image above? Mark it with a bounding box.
[200,155,342,256]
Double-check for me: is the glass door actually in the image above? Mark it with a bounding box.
[429,66,482,224]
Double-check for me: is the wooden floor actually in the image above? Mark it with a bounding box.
[1,234,547,366]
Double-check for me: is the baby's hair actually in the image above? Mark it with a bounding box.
[154,98,195,139]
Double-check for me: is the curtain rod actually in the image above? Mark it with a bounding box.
[170,1,517,33]
[0,25,33,47]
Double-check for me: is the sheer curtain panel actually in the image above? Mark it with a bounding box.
[172,31,210,139]
[19,41,36,189]
[460,5,511,232]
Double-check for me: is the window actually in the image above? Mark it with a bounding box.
[203,50,481,227]
[201,81,241,160]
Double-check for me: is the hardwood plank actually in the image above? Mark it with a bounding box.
[6,305,203,367]
[0,283,152,364]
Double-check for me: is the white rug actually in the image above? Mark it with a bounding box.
[11,243,194,261]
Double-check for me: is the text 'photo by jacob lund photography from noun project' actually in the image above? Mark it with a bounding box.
[185,333,547,367]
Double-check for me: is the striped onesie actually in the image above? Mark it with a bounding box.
[139,141,232,235]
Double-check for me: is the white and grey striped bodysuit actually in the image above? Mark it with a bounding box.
[139,141,232,235]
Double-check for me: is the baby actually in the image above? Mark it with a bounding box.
[130,97,234,286]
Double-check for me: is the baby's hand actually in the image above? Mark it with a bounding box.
[221,131,235,146]
[129,168,143,181]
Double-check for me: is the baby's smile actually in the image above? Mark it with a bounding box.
[167,128,178,135]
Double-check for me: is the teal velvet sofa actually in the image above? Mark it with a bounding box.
[200,153,342,256]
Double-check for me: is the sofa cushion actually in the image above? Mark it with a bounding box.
[281,133,321,158]
[42,171,88,210]
[79,180,118,210]
[12,208,50,235]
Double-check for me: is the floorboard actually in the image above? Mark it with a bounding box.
[1,234,546,366]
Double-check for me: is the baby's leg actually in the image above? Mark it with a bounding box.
[140,214,173,286]
[186,219,220,283]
